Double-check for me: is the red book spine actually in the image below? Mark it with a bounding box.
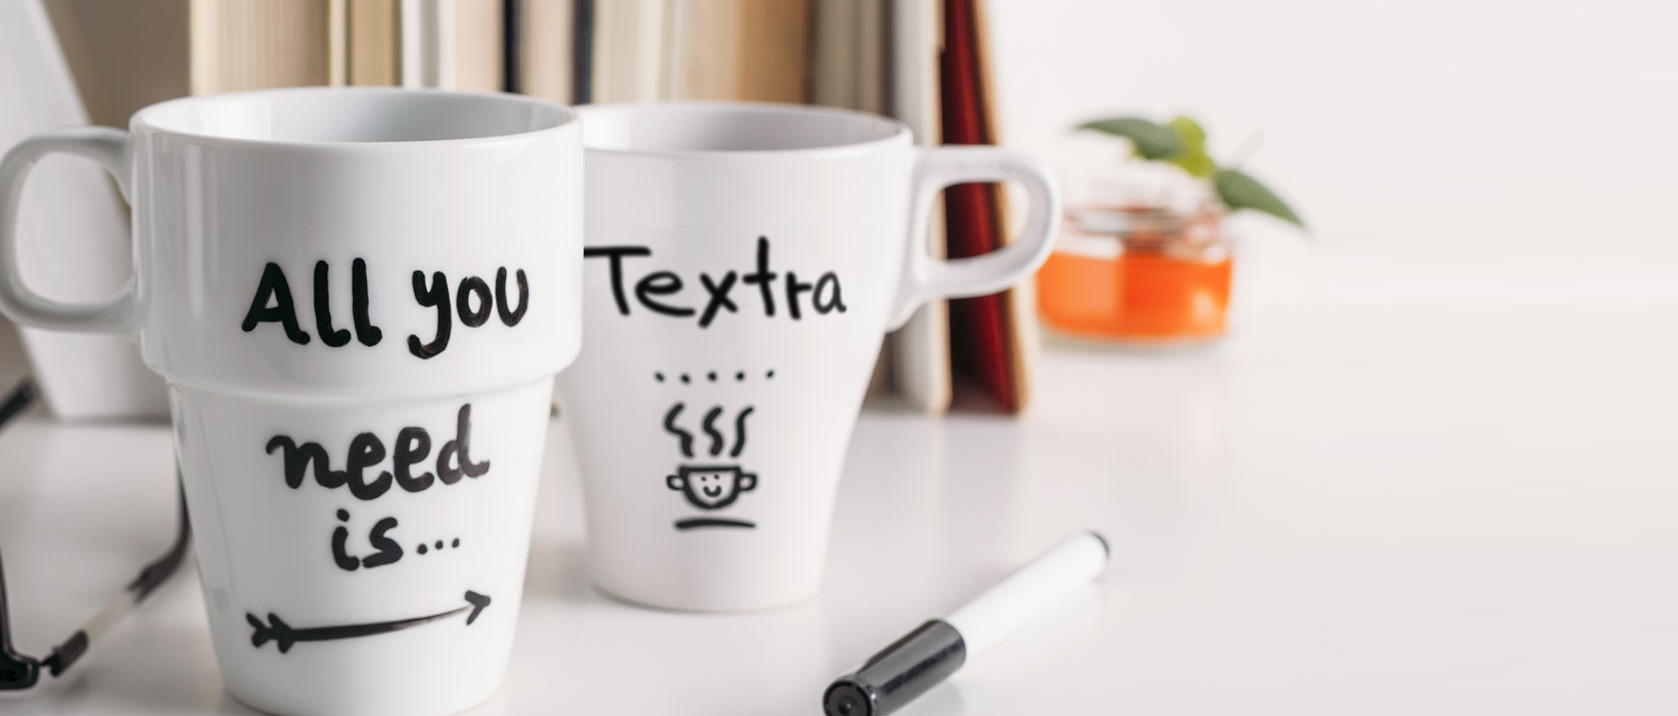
[940,0,1014,410]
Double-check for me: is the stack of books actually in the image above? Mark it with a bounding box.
[16,0,1036,416]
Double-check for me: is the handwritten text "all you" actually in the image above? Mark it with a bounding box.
[239,259,530,359]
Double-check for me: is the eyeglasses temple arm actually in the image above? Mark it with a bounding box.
[0,552,42,690]
[40,475,191,678]
[0,380,193,689]
[0,381,41,690]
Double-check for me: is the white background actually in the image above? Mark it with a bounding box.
[989,0,1678,243]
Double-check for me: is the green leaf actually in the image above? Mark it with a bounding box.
[1164,116,1215,177]
[1166,116,1207,154]
[1214,168,1303,226]
[1168,152,1215,177]
[1077,117,1181,160]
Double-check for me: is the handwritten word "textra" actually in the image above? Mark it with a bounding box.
[584,237,845,328]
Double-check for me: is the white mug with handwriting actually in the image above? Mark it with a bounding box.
[0,88,582,716]
[558,102,1059,611]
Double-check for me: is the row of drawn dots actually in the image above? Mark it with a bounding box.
[654,369,775,384]
[416,538,461,555]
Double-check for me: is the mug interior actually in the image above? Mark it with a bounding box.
[580,102,907,154]
[134,87,571,144]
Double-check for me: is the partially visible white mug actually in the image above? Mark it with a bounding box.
[559,102,1059,612]
[0,88,582,716]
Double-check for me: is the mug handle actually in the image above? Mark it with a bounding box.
[0,127,136,333]
[887,145,1061,330]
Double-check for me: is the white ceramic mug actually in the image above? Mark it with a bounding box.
[0,88,582,716]
[557,102,1059,611]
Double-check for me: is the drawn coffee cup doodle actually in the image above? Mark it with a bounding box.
[663,399,758,529]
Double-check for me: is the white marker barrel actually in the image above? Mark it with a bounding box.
[944,531,1109,657]
[824,531,1110,716]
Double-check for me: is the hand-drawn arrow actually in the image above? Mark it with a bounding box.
[246,591,490,654]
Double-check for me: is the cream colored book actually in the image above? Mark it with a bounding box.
[190,0,336,93]
[349,0,401,85]
[451,0,503,91]
[885,0,952,414]
[592,0,665,102]
[398,0,502,90]
[667,0,810,102]
[811,0,885,112]
[520,0,575,103]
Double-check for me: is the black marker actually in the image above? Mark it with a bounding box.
[823,531,1110,716]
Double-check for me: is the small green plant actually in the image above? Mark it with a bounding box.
[1078,116,1302,227]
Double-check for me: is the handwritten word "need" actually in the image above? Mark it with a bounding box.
[266,404,489,501]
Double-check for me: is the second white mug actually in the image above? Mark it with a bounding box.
[558,102,1059,611]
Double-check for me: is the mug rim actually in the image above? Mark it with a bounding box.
[578,101,913,159]
[130,86,577,149]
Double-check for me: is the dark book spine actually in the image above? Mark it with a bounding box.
[503,0,522,93]
[572,0,595,104]
[940,0,1014,411]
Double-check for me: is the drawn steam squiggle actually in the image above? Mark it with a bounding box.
[731,407,754,458]
[664,403,693,458]
[665,403,755,459]
[702,406,726,456]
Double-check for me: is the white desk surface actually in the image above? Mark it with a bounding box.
[0,240,1673,715]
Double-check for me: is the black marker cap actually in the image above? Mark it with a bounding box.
[823,620,966,716]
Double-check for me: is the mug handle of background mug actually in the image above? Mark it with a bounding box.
[0,127,137,334]
[887,145,1061,330]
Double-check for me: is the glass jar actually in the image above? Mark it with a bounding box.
[1036,203,1233,344]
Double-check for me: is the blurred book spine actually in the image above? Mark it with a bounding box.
[940,0,1034,412]
[349,0,401,86]
[34,0,1031,416]
[811,0,886,113]
[882,0,955,413]
[516,0,575,103]
[559,0,815,104]
[667,0,811,102]
[189,0,336,93]
[398,0,504,90]
[451,0,504,91]
[592,0,666,102]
